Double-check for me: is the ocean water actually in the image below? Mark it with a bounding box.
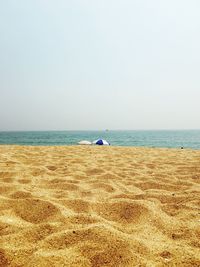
[0,130,200,149]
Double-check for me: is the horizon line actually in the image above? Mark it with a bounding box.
[0,129,200,132]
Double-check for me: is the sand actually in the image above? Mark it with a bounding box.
[0,145,199,267]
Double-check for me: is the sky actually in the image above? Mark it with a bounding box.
[0,0,200,131]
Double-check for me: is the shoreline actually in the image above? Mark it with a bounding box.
[0,144,198,150]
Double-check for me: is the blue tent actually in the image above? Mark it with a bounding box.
[93,139,110,145]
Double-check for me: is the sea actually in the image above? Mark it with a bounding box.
[0,130,200,149]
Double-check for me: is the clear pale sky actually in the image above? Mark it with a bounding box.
[0,0,200,131]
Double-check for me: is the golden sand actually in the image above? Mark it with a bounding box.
[0,145,200,266]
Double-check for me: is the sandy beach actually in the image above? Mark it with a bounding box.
[0,145,199,266]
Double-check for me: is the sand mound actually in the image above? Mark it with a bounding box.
[0,145,200,266]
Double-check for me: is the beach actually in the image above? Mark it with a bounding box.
[0,145,199,266]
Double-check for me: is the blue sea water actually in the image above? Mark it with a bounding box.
[0,130,200,149]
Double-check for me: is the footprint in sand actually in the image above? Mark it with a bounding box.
[13,199,60,224]
[95,201,149,224]
[41,226,142,266]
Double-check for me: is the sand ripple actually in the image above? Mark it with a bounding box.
[0,145,200,266]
